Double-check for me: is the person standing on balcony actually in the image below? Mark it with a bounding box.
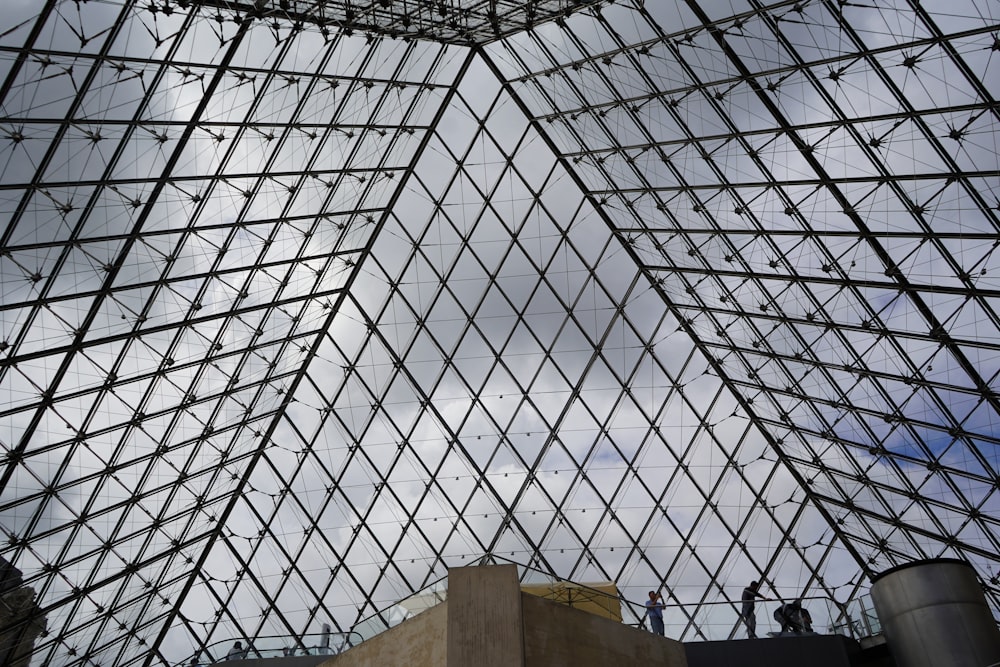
[741,580,768,638]
[225,641,245,661]
[646,590,665,636]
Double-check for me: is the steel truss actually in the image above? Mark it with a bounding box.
[0,1,998,665]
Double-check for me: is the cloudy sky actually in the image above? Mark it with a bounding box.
[0,0,998,665]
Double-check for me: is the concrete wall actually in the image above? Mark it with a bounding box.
[317,601,447,667]
[521,592,687,667]
[447,565,524,667]
[315,565,686,667]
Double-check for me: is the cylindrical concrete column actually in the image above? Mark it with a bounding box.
[870,558,1000,667]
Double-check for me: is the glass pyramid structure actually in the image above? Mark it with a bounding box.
[1,0,998,664]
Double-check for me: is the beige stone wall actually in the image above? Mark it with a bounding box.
[317,601,447,667]
[521,592,687,667]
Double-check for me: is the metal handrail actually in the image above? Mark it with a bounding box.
[348,572,449,642]
[181,557,881,665]
[183,631,363,665]
[622,596,857,640]
[481,554,871,643]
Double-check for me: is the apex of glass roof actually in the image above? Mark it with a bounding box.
[192,0,605,43]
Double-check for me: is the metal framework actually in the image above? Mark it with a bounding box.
[0,0,997,665]
[186,1,607,44]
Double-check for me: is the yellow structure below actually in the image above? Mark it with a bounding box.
[520,581,623,623]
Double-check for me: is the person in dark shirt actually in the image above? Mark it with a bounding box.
[740,580,767,638]
[774,600,812,633]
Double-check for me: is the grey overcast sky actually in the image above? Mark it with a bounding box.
[0,1,998,665]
